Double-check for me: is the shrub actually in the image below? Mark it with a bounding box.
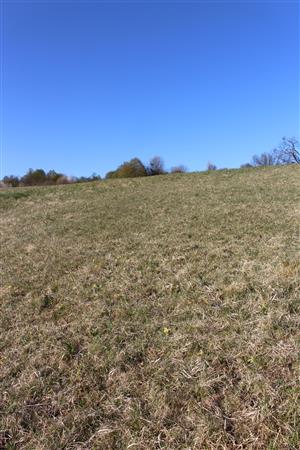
[56,175,71,185]
[3,175,20,187]
[74,173,101,183]
[240,163,253,169]
[170,165,187,173]
[90,173,101,181]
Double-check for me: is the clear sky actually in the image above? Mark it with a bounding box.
[1,0,299,178]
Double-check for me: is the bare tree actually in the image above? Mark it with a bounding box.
[207,162,217,171]
[147,156,166,175]
[251,152,276,167]
[274,137,300,165]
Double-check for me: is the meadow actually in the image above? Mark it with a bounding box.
[0,165,299,449]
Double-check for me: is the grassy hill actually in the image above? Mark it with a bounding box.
[0,165,299,449]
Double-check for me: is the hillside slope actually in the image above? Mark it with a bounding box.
[0,166,299,449]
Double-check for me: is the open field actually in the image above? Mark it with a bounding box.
[0,165,299,449]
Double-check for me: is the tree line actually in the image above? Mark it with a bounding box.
[1,169,102,188]
[1,137,298,188]
[105,156,187,179]
[0,157,187,188]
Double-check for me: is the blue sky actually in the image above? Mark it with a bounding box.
[1,0,299,177]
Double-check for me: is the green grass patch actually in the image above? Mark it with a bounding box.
[0,190,31,200]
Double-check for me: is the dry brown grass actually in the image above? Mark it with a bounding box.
[0,165,299,449]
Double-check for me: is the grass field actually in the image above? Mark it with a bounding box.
[0,165,299,449]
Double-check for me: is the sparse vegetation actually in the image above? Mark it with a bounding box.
[0,165,299,449]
